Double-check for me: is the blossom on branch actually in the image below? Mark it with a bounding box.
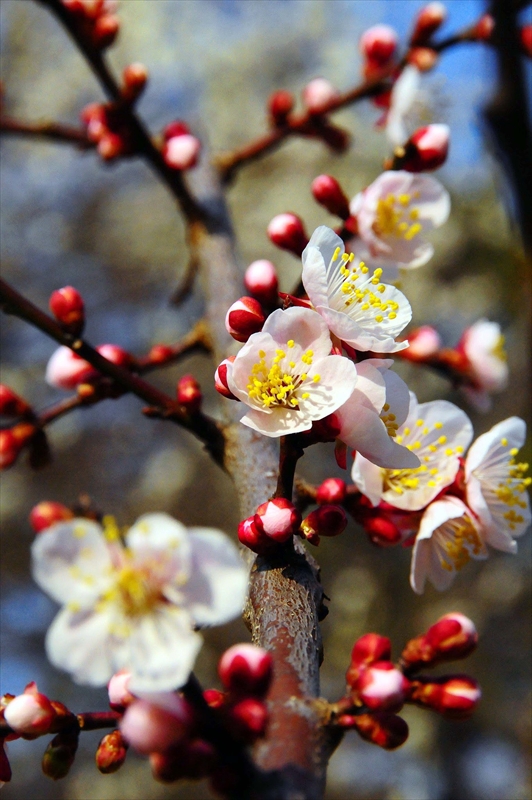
[457,319,508,410]
[226,306,357,436]
[301,226,412,352]
[31,513,248,691]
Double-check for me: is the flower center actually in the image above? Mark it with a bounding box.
[487,439,531,530]
[111,560,163,616]
[373,192,423,241]
[247,345,319,410]
[440,517,483,572]
[491,334,506,362]
[329,247,399,322]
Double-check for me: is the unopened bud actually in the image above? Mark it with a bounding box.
[120,697,194,755]
[237,516,275,555]
[203,689,226,709]
[92,13,120,49]
[122,62,148,101]
[225,297,265,342]
[29,501,74,534]
[0,424,35,470]
[400,124,450,172]
[318,122,350,153]
[96,729,128,774]
[316,477,346,505]
[349,711,409,749]
[473,14,494,42]
[177,374,202,413]
[49,286,85,335]
[267,213,308,256]
[347,633,392,687]
[407,46,439,72]
[41,731,79,779]
[163,134,201,170]
[4,690,56,736]
[364,515,402,546]
[411,3,447,47]
[360,25,398,65]
[301,505,347,545]
[311,175,350,219]
[254,498,302,543]
[401,613,478,671]
[107,670,134,711]
[268,90,295,125]
[408,675,481,719]
[521,25,532,58]
[355,662,409,712]
[148,344,174,364]
[0,385,31,417]
[214,356,238,400]
[99,131,125,160]
[162,120,190,141]
[244,260,279,307]
[225,697,268,742]
[302,78,339,114]
[218,644,273,698]
[401,325,441,359]
[96,343,131,368]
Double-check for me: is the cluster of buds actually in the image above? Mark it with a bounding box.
[0,385,37,469]
[161,121,201,171]
[81,101,134,161]
[333,613,480,749]
[61,0,119,50]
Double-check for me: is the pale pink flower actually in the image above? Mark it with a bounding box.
[465,417,531,553]
[226,307,357,437]
[301,226,412,352]
[31,513,248,692]
[352,393,473,509]
[459,319,508,410]
[385,66,422,147]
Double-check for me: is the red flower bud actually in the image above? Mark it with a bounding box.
[219,644,273,698]
[244,260,279,307]
[268,90,295,125]
[302,78,339,114]
[176,374,202,413]
[401,124,450,172]
[0,425,35,470]
[225,297,265,342]
[521,25,532,58]
[148,344,175,364]
[364,515,402,546]
[301,505,347,545]
[92,13,120,50]
[316,477,346,505]
[401,612,478,670]
[238,516,271,554]
[267,213,309,256]
[407,675,481,719]
[0,385,31,417]
[225,697,268,742]
[355,661,409,712]
[49,286,85,335]
[162,120,190,141]
[96,729,128,774]
[29,501,74,533]
[350,634,393,670]
[407,47,439,72]
[163,134,201,170]
[203,689,226,709]
[96,343,131,367]
[311,175,350,219]
[360,25,398,65]
[410,3,447,47]
[254,498,302,543]
[350,711,409,749]
[474,14,494,42]
[122,62,148,102]
[214,356,238,400]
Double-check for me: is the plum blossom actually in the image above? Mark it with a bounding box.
[410,496,487,593]
[458,319,508,410]
[350,171,450,279]
[226,306,357,437]
[336,359,420,469]
[301,226,412,352]
[465,417,531,553]
[352,394,473,509]
[385,65,421,147]
[31,513,248,692]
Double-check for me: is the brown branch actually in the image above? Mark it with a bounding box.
[0,116,93,148]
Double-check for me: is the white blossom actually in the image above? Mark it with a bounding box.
[301,226,412,352]
[226,306,357,437]
[385,65,421,147]
[465,417,531,553]
[31,513,248,692]
[459,319,508,411]
[410,496,487,594]
[352,393,473,509]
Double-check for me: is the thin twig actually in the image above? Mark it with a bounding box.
[0,116,93,147]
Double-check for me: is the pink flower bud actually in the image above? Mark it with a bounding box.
[402,613,478,670]
[162,120,190,141]
[316,477,346,505]
[96,343,131,367]
[225,697,268,742]
[402,125,450,172]
[122,62,148,101]
[407,46,439,72]
[411,3,447,47]
[96,730,128,774]
[254,498,302,543]
[301,505,347,544]
[46,347,97,391]
[218,644,273,698]
[120,697,194,755]
[267,213,308,256]
[521,25,532,58]
[4,690,56,736]
[364,515,402,546]
[360,25,398,65]
[176,374,202,413]
[214,356,238,400]
[302,77,339,114]
[107,670,134,710]
[244,260,279,307]
[163,134,201,170]
[0,385,31,417]
[225,297,265,343]
[29,501,74,534]
[347,634,392,688]
[97,132,124,160]
[349,711,409,750]
[268,89,295,125]
[237,516,275,554]
[203,689,226,709]
[355,662,409,712]
[401,325,442,359]
[311,175,350,219]
[49,286,85,334]
[92,13,120,49]
[408,675,481,719]
[473,14,494,42]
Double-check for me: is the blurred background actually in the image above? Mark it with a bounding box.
[0,1,530,798]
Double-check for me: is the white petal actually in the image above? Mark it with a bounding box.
[31,519,113,606]
[341,404,420,469]
[126,513,191,573]
[240,407,312,437]
[300,355,358,416]
[465,417,526,478]
[351,454,385,506]
[45,606,117,686]
[382,368,411,427]
[262,306,333,359]
[301,244,330,309]
[179,528,249,626]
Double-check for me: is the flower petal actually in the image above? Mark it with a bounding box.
[351,454,385,506]
[45,606,117,685]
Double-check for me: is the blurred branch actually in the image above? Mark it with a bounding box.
[0,116,93,147]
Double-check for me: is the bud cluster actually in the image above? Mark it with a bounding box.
[81,102,135,161]
[61,0,119,50]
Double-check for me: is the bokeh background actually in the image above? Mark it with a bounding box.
[1,1,531,798]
